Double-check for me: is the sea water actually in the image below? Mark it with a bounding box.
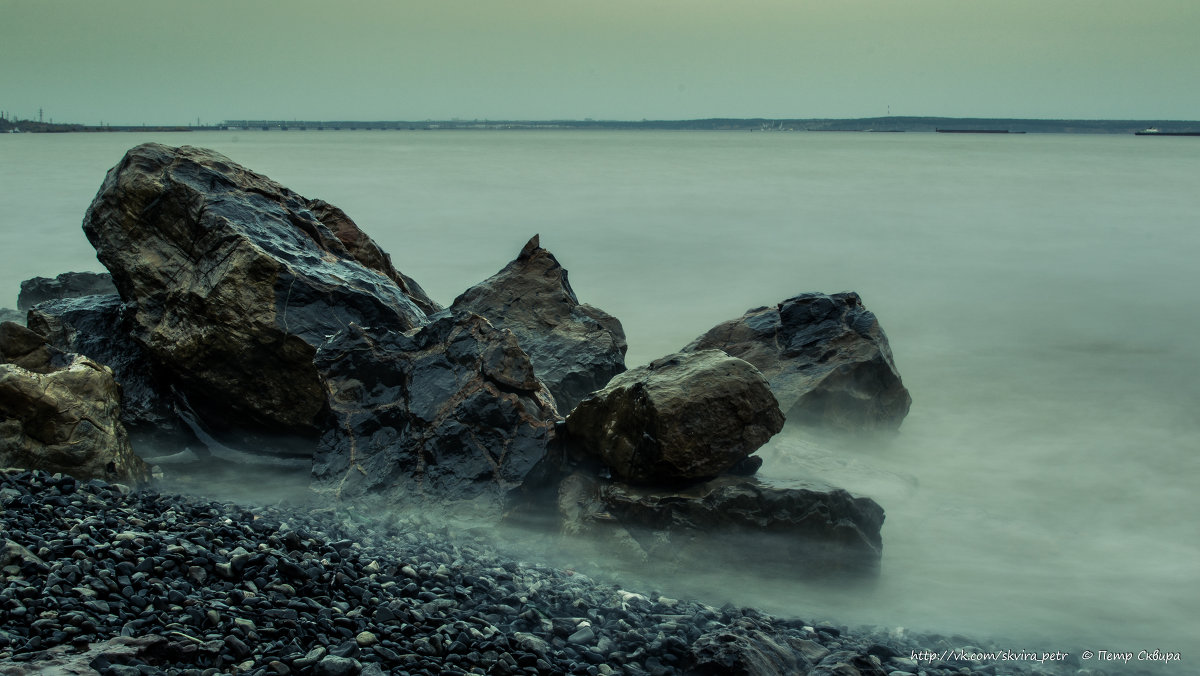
[2,130,1197,656]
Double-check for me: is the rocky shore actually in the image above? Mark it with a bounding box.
[1,469,1112,676]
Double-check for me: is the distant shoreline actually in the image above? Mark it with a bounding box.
[3,116,1199,135]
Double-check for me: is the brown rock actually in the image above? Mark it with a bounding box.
[564,350,784,484]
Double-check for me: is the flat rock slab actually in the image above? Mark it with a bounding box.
[685,292,911,432]
[82,143,435,433]
[17,271,116,311]
[559,472,884,578]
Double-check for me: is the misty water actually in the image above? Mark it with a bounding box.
[2,130,1197,661]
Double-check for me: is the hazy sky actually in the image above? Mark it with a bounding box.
[3,0,1198,125]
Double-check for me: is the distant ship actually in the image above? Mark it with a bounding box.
[1135,128,1200,136]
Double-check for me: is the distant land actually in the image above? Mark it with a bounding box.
[3,116,1199,135]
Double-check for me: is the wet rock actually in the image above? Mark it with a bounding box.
[564,350,784,484]
[26,295,183,444]
[0,323,148,484]
[561,474,884,577]
[17,271,116,311]
[312,312,559,513]
[689,623,810,676]
[451,234,627,413]
[683,292,911,432]
[81,143,432,433]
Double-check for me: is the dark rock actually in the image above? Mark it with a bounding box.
[0,323,149,484]
[689,623,810,676]
[564,350,784,484]
[26,295,183,444]
[560,474,883,577]
[81,143,432,434]
[312,312,559,513]
[17,271,116,311]
[451,234,627,413]
[683,292,911,432]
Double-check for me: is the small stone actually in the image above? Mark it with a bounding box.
[314,655,361,676]
[568,626,596,644]
[355,631,378,647]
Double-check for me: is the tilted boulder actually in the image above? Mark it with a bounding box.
[564,350,785,484]
[81,143,438,433]
[312,312,560,513]
[451,235,627,413]
[558,472,883,578]
[0,322,148,484]
[684,292,911,432]
[17,271,116,311]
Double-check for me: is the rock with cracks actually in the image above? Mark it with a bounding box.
[0,322,148,484]
[312,312,559,514]
[564,350,784,484]
[81,143,438,435]
[451,235,627,414]
[684,292,911,432]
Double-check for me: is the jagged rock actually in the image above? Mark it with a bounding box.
[16,271,116,311]
[0,322,148,484]
[563,350,785,484]
[312,312,559,513]
[451,235,627,413]
[26,295,181,444]
[0,307,22,326]
[559,473,884,578]
[683,292,911,432]
[81,143,436,433]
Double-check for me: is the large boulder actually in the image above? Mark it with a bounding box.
[558,472,883,578]
[312,312,560,513]
[564,350,784,484]
[451,235,627,413]
[684,292,911,432]
[0,322,148,484]
[17,271,117,311]
[81,143,438,434]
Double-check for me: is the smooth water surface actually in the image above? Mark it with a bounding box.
[2,130,1197,655]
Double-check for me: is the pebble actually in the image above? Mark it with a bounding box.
[0,469,1101,676]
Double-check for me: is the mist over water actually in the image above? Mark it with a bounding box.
[2,131,1198,659]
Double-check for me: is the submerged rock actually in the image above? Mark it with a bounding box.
[312,312,559,513]
[451,235,627,414]
[684,292,911,432]
[0,322,148,484]
[558,472,884,578]
[16,271,116,311]
[81,143,435,434]
[564,350,784,484]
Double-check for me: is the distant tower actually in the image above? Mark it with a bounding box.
[39,108,44,123]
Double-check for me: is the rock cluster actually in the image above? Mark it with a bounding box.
[0,470,1093,676]
[4,143,906,578]
[0,323,147,485]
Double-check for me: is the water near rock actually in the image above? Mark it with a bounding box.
[685,292,911,432]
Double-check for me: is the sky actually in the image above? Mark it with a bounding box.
[2,0,1198,125]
